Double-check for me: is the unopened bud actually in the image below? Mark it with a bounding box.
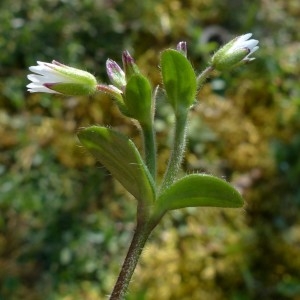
[176,41,187,57]
[106,59,126,90]
[122,50,140,79]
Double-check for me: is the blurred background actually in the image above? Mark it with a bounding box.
[0,0,300,299]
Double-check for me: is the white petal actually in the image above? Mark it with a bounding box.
[28,67,74,84]
[243,39,259,50]
[249,46,259,54]
[29,66,58,77]
[228,37,259,54]
[30,61,61,74]
[39,73,68,83]
[29,65,47,73]
[246,46,259,58]
[27,74,41,82]
[27,83,59,94]
[29,66,53,74]
[36,61,58,70]
[27,82,44,89]
[237,33,252,43]
[28,87,59,94]
[244,46,259,60]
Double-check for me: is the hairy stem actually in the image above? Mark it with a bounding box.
[196,66,214,88]
[141,122,156,180]
[109,222,152,300]
[160,110,188,192]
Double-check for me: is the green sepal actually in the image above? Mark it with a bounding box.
[211,48,248,71]
[210,39,235,64]
[156,174,243,212]
[78,126,155,204]
[124,74,152,125]
[46,82,96,96]
[161,49,197,113]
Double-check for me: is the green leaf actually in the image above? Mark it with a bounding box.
[161,49,197,112]
[124,74,152,124]
[78,126,155,203]
[156,174,243,211]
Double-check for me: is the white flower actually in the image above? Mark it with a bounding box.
[211,33,259,70]
[227,33,259,62]
[27,60,97,95]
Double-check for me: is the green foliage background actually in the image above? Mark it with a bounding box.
[0,0,300,299]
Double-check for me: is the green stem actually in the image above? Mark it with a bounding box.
[160,110,188,192]
[196,66,214,88]
[109,222,152,300]
[141,122,156,180]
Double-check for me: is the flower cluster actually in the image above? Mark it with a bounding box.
[27,33,259,97]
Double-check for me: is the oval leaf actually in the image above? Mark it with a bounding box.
[156,174,243,211]
[161,49,197,111]
[78,126,155,203]
[124,74,152,124]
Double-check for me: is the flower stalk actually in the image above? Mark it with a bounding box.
[141,122,157,180]
[160,110,189,192]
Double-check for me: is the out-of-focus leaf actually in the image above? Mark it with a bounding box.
[78,126,155,203]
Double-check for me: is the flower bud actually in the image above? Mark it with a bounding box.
[176,41,187,57]
[27,60,97,96]
[106,59,126,90]
[122,51,140,79]
[211,33,259,71]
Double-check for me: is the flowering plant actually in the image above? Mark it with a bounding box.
[27,33,259,299]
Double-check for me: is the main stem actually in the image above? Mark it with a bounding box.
[109,222,152,300]
[160,110,188,192]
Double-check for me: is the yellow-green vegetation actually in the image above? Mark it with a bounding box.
[1,0,300,299]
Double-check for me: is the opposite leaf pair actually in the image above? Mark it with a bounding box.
[78,125,243,219]
[77,49,243,219]
[25,37,259,213]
